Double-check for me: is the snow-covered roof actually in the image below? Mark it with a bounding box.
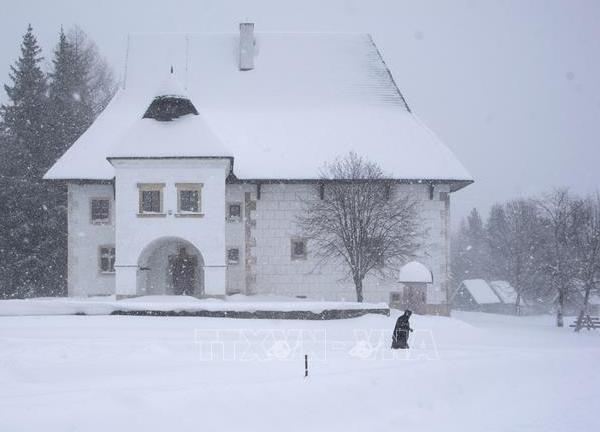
[461,279,501,305]
[108,74,231,159]
[398,261,433,283]
[44,31,472,184]
[489,280,519,305]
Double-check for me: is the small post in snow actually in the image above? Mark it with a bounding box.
[304,354,309,378]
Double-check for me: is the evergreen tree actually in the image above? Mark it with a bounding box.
[46,27,95,167]
[486,204,510,280]
[0,25,115,298]
[451,208,490,289]
[465,208,489,279]
[0,25,66,298]
[0,24,47,178]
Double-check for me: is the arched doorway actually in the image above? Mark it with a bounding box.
[137,237,205,296]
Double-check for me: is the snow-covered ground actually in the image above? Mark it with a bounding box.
[1,311,598,431]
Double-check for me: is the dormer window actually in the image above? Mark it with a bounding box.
[176,183,203,217]
[137,183,165,216]
[142,72,199,122]
[142,96,199,121]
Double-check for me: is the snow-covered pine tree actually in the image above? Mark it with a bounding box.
[0,24,47,178]
[46,27,95,166]
[0,25,115,298]
[0,25,66,298]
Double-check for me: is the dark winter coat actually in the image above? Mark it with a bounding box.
[391,310,413,349]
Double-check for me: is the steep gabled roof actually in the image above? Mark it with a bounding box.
[44,31,472,184]
[460,279,501,305]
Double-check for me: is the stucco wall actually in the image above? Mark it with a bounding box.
[67,183,116,296]
[112,159,229,297]
[67,178,451,307]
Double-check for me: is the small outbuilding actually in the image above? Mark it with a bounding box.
[452,279,503,312]
[391,261,433,314]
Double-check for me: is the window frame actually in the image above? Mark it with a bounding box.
[175,183,204,217]
[99,245,116,274]
[137,183,166,216]
[90,197,111,225]
[227,247,240,265]
[290,238,307,261]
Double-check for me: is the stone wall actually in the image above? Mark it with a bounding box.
[224,182,451,308]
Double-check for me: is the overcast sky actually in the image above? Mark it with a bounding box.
[1,0,599,224]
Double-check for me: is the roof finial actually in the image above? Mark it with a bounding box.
[170,65,174,74]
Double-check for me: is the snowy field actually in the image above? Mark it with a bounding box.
[1,311,599,432]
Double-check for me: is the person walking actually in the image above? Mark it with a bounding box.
[391,310,413,349]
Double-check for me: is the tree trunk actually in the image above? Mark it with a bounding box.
[556,290,564,327]
[354,277,364,303]
[514,292,521,316]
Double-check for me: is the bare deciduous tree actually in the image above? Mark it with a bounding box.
[537,188,581,327]
[298,152,423,302]
[487,200,547,314]
[571,194,600,325]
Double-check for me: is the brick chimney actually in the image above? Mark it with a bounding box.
[239,22,255,71]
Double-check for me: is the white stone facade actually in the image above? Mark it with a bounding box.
[67,183,116,297]
[67,179,451,309]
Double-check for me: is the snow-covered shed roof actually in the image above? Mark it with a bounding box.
[44,30,472,185]
[398,261,433,283]
[489,281,519,304]
[460,279,501,305]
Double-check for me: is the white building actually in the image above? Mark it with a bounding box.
[44,24,472,313]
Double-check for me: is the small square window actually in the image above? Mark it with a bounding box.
[228,203,242,221]
[176,183,202,214]
[439,192,449,202]
[227,248,240,264]
[137,184,165,216]
[180,190,200,212]
[99,247,115,273]
[291,239,307,260]
[141,190,161,213]
[91,199,110,224]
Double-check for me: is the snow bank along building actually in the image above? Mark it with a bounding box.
[44,24,472,314]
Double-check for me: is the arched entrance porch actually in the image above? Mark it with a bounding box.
[136,237,205,296]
